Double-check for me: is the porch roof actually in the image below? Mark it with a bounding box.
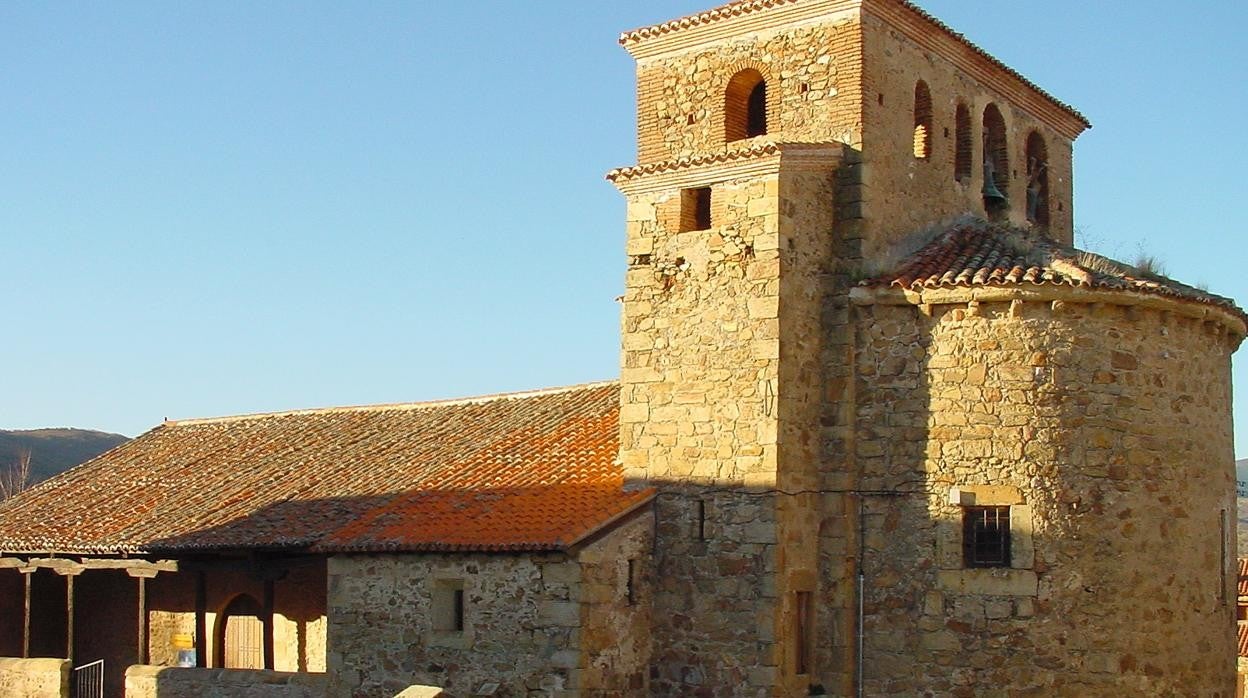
[0,382,651,555]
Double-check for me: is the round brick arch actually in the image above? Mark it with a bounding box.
[723,61,777,144]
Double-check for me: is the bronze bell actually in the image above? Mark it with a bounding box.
[982,176,1007,206]
[982,155,1007,207]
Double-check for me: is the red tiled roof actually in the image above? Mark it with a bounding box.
[0,382,651,555]
[1239,558,1248,598]
[859,219,1246,323]
[1239,623,1248,658]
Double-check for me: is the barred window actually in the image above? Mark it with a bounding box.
[963,506,1010,568]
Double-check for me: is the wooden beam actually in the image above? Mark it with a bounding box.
[136,576,148,665]
[194,572,206,669]
[180,557,310,578]
[65,574,75,664]
[262,578,275,671]
[0,557,177,576]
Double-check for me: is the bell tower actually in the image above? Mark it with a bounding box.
[610,0,1089,695]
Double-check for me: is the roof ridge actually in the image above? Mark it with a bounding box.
[165,379,620,427]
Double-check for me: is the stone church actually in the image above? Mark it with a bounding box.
[0,0,1243,697]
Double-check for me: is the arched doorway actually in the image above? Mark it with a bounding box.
[214,594,264,669]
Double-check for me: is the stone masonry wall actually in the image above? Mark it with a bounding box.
[326,553,578,698]
[629,4,1077,263]
[617,146,842,696]
[851,296,1238,696]
[857,11,1076,255]
[124,665,325,698]
[620,168,783,695]
[635,12,864,164]
[0,657,68,698]
[577,513,653,695]
[326,513,651,698]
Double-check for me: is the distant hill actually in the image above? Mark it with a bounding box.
[0,429,129,485]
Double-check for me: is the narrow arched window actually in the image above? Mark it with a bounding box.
[726,69,767,142]
[982,103,1009,217]
[747,81,767,137]
[1025,131,1050,226]
[215,594,264,669]
[913,81,932,159]
[954,103,972,181]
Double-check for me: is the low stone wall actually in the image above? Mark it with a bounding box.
[124,665,326,698]
[0,657,69,698]
[393,687,444,698]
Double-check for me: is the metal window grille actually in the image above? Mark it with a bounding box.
[963,506,1011,568]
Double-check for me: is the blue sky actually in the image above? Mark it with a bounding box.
[2,1,1245,457]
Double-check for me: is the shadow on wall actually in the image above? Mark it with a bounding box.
[848,297,1236,695]
[613,291,1237,696]
[124,664,326,698]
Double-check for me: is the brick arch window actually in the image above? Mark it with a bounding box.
[725,68,768,142]
[913,81,932,159]
[215,594,264,669]
[982,103,1009,218]
[1025,131,1050,226]
[954,102,972,181]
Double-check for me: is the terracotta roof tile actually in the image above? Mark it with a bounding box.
[0,382,651,555]
[1239,558,1248,598]
[859,218,1246,323]
[606,140,839,183]
[1239,623,1248,658]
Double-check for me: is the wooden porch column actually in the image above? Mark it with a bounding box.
[125,569,161,666]
[136,575,147,664]
[262,578,275,671]
[21,569,32,659]
[194,571,206,668]
[63,572,77,663]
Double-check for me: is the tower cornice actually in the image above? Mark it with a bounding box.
[607,141,842,195]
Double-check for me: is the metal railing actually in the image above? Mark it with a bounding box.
[71,659,104,698]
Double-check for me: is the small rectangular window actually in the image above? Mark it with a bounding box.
[432,579,466,632]
[626,559,637,605]
[697,499,707,540]
[680,187,712,232]
[794,591,813,675]
[453,589,465,631]
[963,506,1011,568]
